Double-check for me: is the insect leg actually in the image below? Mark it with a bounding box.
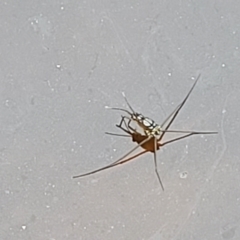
[108,135,153,166]
[73,136,153,178]
[161,131,217,146]
[153,137,164,191]
[159,74,201,142]
[105,132,130,138]
[73,149,149,178]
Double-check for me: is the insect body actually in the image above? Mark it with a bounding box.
[106,92,162,137]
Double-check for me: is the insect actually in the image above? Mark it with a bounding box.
[105,92,162,137]
[73,75,218,190]
[106,74,201,138]
[103,73,204,165]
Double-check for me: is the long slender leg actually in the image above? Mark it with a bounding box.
[124,118,139,134]
[105,132,130,137]
[72,150,148,178]
[105,124,131,137]
[159,74,201,142]
[161,132,214,146]
[118,117,133,133]
[107,135,153,166]
[118,116,143,135]
[106,129,217,139]
[159,130,218,134]
[115,150,148,164]
[73,136,153,178]
[104,116,133,137]
[118,116,131,130]
[117,115,138,133]
[153,137,164,190]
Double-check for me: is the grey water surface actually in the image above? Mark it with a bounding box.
[1,1,239,240]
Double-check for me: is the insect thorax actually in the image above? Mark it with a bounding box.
[133,113,162,136]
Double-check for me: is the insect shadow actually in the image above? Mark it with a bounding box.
[73,75,217,190]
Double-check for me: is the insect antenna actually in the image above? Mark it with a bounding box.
[105,91,137,116]
[121,92,136,113]
[105,106,132,115]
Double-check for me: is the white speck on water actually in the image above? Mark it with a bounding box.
[180,171,188,179]
[21,225,27,230]
[185,144,188,154]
